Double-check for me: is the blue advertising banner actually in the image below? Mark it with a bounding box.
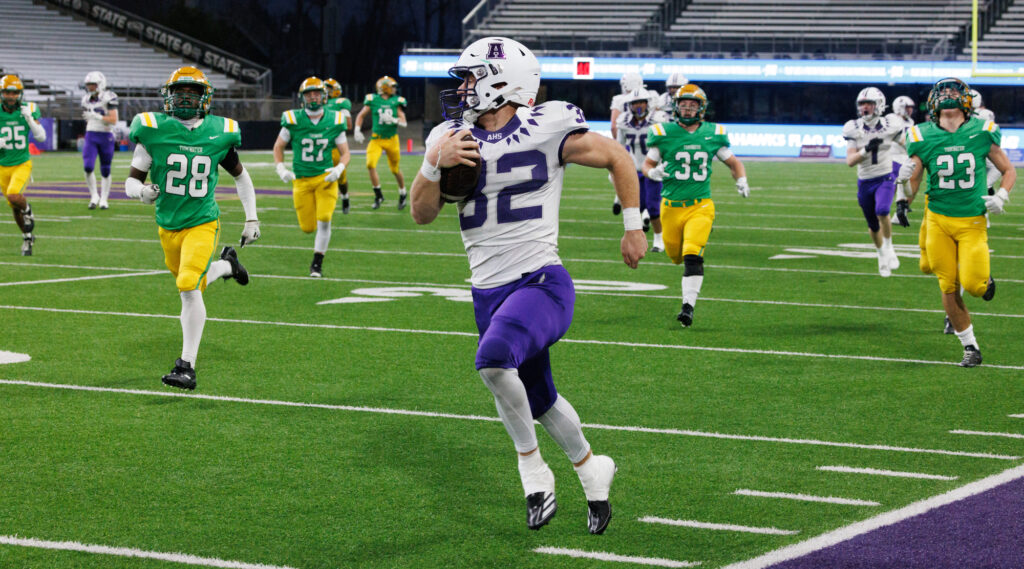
[28,118,57,152]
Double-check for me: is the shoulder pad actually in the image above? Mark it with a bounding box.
[136,112,160,128]
[333,111,345,126]
[364,94,374,103]
[223,118,239,133]
[983,120,999,132]
[281,110,298,125]
[841,120,858,138]
[713,123,727,135]
[906,125,924,143]
[526,101,588,135]
[398,97,407,106]
[649,123,669,137]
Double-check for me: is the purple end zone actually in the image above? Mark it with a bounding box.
[768,476,1024,569]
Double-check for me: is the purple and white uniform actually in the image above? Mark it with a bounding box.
[842,115,903,231]
[425,101,588,417]
[81,89,119,176]
[885,112,913,178]
[616,109,668,217]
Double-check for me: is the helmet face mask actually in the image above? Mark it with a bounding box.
[84,71,106,95]
[855,87,886,121]
[376,76,397,97]
[1,75,24,111]
[298,77,327,111]
[626,88,650,120]
[673,84,707,126]
[161,66,213,119]
[439,37,540,123]
[927,78,972,122]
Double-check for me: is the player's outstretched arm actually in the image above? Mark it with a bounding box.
[562,131,646,268]
[906,156,925,204]
[353,106,370,143]
[722,155,749,197]
[411,129,480,225]
[220,149,260,246]
[124,144,158,204]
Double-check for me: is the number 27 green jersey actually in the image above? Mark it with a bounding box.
[130,112,241,231]
[646,121,731,201]
[280,109,347,178]
[906,117,999,218]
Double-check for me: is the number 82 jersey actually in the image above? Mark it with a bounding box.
[646,121,731,202]
[130,111,241,230]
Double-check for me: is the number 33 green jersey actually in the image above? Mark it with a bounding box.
[906,117,999,218]
[646,121,731,201]
[130,112,241,230]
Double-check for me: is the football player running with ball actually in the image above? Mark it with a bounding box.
[0,75,44,256]
[125,66,260,389]
[410,37,646,535]
[354,76,408,210]
[274,77,350,278]
[902,77,1015,367]
[643,84,749,327]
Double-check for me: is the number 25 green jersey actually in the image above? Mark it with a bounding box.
[0,102,41,167]
[906,117,999,218]
[646,121,731,201]
[130,111,241,231]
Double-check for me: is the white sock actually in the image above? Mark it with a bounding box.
[955,324,978,349]
[538,396,590,464]
[206,259,231,282]
[682,274,703,307]
[179,290,206,366]
[398,186,407,197]
[613,195,621,206]
[574,455,610,501]
[653,232,663,247]
[479,367,538,453]
[314,220,331,253]
[100,176,111,204]
[517,448,552,496]
[85,172,98,201]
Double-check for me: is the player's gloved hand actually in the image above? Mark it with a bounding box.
[895,199,911,227]
[353,130,365,144]
[896,161,916,185]
[276,162,295,183]
[83,110,103,121]
[139,184,159,205]
[240,220,261,247]
[324,163,346,183]
[397,119,407,128]
[736,176,750,198]
[645,162,666,182]
[19,104,33,120]
[983,188,1010,215]
[864,138,883,152]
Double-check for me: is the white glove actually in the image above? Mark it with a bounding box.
[19,105,33,120]
[353,130,365,144]
[896,161,916,185]
[645,162,666,182]
[83,110,103,121]
[240,220,260,247]
[276,162,295,183]
[983,188,1010,215]
[324,163,346,182]
[736,176,750,198]
[397,119,407,128]
[139,184,159,205]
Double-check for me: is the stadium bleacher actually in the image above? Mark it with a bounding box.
[963,0,1024,60]
[0,0,238,102]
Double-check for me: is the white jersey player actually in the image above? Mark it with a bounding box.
[615,88,668,251]
[971,89,1001,194]
[843,87,903,277]
[413,36,645,536]
[609,72,644,214]
[658,72,687,114]
[80,71,119,209]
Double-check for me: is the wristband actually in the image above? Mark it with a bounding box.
[420,147,441,182]
[622,207,642,231]
[859,148,868,158]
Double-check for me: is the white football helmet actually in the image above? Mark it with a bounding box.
[624,88,652,119]
[665,72,687,93]
[619,72,644,94]
[83,71,106,94]
[856,87,886,120]
[440,37,540,123]
[969,89,982,110]
[892,95,914,120]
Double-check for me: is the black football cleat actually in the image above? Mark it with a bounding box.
[372,197,383,210]
[526,491,556,530]
[161,358,196,390]
[219,246,248,285]
[943,316,955,335]
[88,201,98,210]
[342,197,350,214]
[22,204,34,233]
[677,303,694,327]
[397,193,408,210]
[21,234,34,256]
[982,278,995,301]
[587,500,612,535]
[310,252,324,278]
[612,202,622,215]
[959,345,982,368]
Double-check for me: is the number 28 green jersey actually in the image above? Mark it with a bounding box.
[906,117,1000,218]
[646,121,731,201]
[130,112,241,231]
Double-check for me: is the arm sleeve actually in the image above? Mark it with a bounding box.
[278,127,291,142]
[334,132,347,145]
[233,167,258,220]
[131,143,153,171]
[646,147,662,162]
[716,146,734,161]
[27,117,46,142]
[219,146,240,172]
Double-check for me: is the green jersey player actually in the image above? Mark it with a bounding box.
[901,77,1015,367]
[125,66,261,389]
[354,76,408,209]
[642,83,749,328]
[0,74,45,255]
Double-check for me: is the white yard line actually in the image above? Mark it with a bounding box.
[733,489,880,507]
[0,271,161,287]
[4,304,1024,371]
[0,379,1018,460]
[1009,414,1024,418]
[816,465,958,481]
[0,535,297,569]
[638,517,799,535]
[533,547,700,568]
[719,462,1024,569]
[949,429,1024,439]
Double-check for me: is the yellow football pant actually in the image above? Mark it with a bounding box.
[330,147,348,185]
[366,134,401,174]
[661,198,716,264]
[293,172,338,233]
[159,219,220,292]
[918,206,932,275]
[0,161,32,200]
[925,210,990,296]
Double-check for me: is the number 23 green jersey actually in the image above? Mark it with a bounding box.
[906,117,999,218]
[130,112,241,231]
[646,121,731,201]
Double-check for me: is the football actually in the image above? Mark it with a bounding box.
[439,134,481,203]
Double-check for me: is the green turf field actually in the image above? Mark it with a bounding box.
[1,150,1022,568]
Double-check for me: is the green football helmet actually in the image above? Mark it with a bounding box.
[927,77,972,123]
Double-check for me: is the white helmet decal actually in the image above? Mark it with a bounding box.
[440,37,540,123]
